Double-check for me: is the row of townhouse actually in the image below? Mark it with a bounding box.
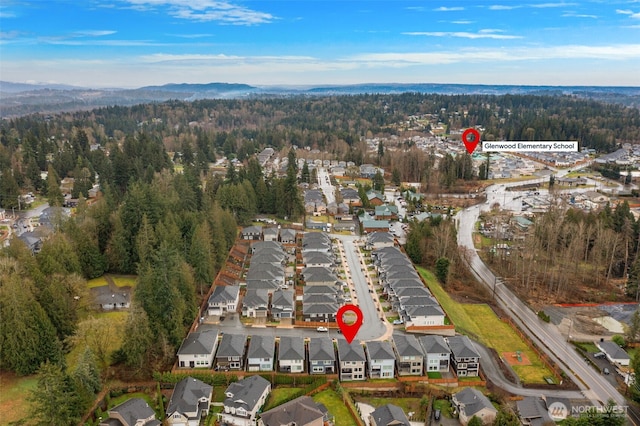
[240,225,297,243]
[177,331,480,379]
[373,244,446,327]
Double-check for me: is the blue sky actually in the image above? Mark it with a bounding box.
[1,0,640,87]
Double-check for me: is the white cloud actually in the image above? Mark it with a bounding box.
[403,31,522,39]
[166,33,214,38]
[119,0,275,25]
[633,12,640,19]
[433,6,464,11]
[450,20,474,24]
[489,5,521,10]
[616,9,633,15]
[74,30,117,37]
[562,13,598,18]
[529,2,577,8]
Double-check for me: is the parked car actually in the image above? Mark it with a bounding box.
[603,367,610,375]
[594,352,606,359]
[393,319,404,325]
[434,409,441,420]
[316,326,329,332]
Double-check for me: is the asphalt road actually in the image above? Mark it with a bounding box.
[317,167,336,205]
[337,235,388,341]
[456,180,629,414]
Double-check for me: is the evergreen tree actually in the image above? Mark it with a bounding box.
[46,164,64,207]
[391,168,401,186]
[119,305,154,374]
[72,348,101,409]
[30,361,83,426]
[301,161,310,183]
[0,167,20,209]
[435,257,450,284]
[189,221,215,296]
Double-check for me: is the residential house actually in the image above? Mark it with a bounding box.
[366,232,395,250]
[374,205,398,220]
[302,266,338,286]
[365,341,396,379]
[91,285,131,311]
[241,226,263,241]
[404,304,446,327]
[418,335,450,373]
[279,228,297,244]
[177,329,219,369]
[220,375,271,426]
[515,396,554,426]
[366,190,385,206]
[337,339,366,381]
[303,252,334,269]
[258,396,328,426]
[100,398,160,426]
[446,336,480,377]
[208,285,240,317]
[18,231,43,254]
[278,336,306,373]
[369,404,411,426]
[215,334,247,371]
[242,289,270,318]
[263,227,279,242]
[247,335,275,372]
[452,388,497,425]
[340,188,361,206]
[362,220,390,233]
[392,334,424,376]
[596,341,631,367]
[166,377,213,426]
[271,289,294,320]
[308,337,336,374]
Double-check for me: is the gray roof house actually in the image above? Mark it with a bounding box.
[220,375,271,426]
[177,329,219,369]
[446,336,480,377]
[369,404,411,426]
[278,336,306,373]
[91,285,131,311]
[392,334,424,376]
[516,396,554,426]
[452,388,497,425]
[279,228,297,244]
[271,289,295,319]
[259,396,328,426]
[337,339,366,381]
[365,341,396,379]
[309,337,336,374]
[242,289,270,318]
[596,340,631,366]
[263,227,280,242]
[418,335,450,373]
[247,335,275,372]
[166,377,213,426]
[215,333,247,371]
[241,225,263,240]
[208,285,240,316]
[100,398,159,426]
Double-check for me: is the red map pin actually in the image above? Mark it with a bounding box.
[336,304,364,344]
[462,128,481,154]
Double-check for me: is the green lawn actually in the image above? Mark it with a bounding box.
[433,399,453,418]
[0,373,38,424]
[263,387,304,411]
[417,266,554,384]
[87,276,109,288]
[427,372,442,379]
[313,389,358,426]
[112,276,136,287]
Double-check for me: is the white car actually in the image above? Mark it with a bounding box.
[316,326,329,332]
[392,319,404,325]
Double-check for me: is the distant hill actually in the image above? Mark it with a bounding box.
[1,81,638,117]
[139,82,256,93]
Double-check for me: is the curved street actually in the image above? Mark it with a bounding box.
[455,176,628,412]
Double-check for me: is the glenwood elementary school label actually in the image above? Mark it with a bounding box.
[482,141,578,152]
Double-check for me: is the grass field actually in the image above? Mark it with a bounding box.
[263,387,304,411]
[87,274,136,289]
[313,389,358,426]
[0,372,38,424]
[417,267,554,384]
